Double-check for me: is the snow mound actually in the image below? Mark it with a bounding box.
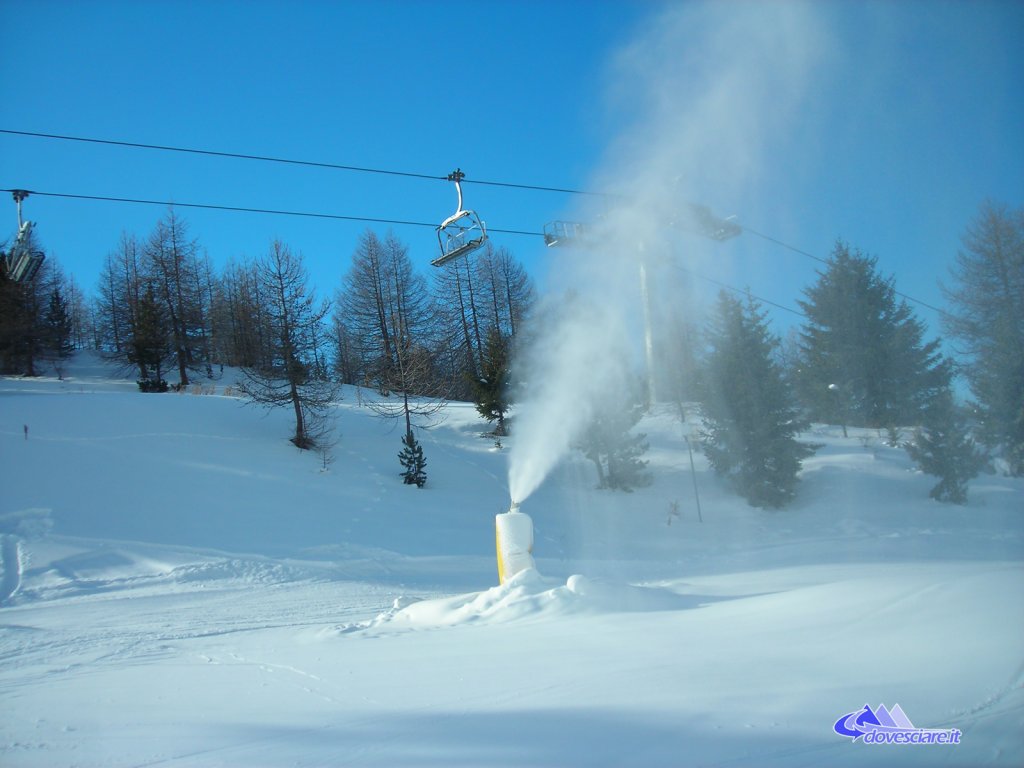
[344,569,705,634]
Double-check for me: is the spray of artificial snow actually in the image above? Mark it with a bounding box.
[507,2,826,505]
[507,295,634,504]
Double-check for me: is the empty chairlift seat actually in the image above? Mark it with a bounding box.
[432,169,488,267]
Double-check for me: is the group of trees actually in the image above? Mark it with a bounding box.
[333,230,533,482]
[96,213,215,389]
[95,213,535,484]
[2,201,1018,506]
[692,240,956,508]
[0,204,538,489]
[334,231,532,399]
[686,201,1021,507]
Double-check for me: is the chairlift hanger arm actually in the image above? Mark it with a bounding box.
[12,189,29,227]
[447,168,466,216]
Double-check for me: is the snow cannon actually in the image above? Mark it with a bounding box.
[495,503,535,585]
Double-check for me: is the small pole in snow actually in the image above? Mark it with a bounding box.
[23,424,28,440]
[685,435,703,523]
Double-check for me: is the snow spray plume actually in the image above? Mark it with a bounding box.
[508,293,635,504]
[508,2,826,505]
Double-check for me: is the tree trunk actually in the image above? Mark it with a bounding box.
[465,264,484,367]
[291,378,306,446]
[453,265,478,378]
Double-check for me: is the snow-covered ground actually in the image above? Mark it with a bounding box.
[1,353,1021,767]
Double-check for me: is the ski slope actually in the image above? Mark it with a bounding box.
[1,353,1022,767]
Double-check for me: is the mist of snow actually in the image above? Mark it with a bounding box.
[508,2,826,504]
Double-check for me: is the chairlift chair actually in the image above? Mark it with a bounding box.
[432,169,487,267]
[673,203,741,241]
[542,220,590,247]
[2,191,45,283]
[4,222,45,282]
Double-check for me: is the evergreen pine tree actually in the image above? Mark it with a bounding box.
[0,268,33,374]
[398,429,427,488]
[129,284,172,391]
[471,325,512,436]
[0,257,49,377]
[700,292,814,508]
[576,392,651,492]
[905,388,987,504]
[797,242,950,429]
[44,286,74,359]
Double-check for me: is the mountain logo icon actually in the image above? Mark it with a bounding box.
[833,704,961,745]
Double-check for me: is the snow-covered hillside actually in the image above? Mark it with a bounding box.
[1,354,1021,766]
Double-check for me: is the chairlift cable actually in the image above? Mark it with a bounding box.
[0,128,967,317]
[669,263,806,318]
[2,187,805,321]
[0,129,602,196]
[739,224,829,266]
[740,224,950,318]
[0,129,447,183]
[0,187,545,238]
[464,178,604,196]
[0,184,945,322]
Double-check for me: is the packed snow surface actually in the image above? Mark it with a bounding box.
[1,353,1022,766]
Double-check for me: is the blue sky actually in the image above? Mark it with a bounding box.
[2,0,1021,346]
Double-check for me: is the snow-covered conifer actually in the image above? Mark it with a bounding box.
[576,391,651,492]
[797,241,950,430]
[471,326,512,436]
[399,429,427,488]
[906,388,987,504]
[700,292,814,508]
